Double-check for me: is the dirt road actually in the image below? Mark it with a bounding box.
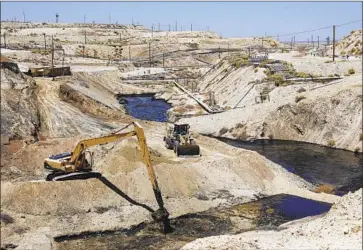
[36,78,117,138]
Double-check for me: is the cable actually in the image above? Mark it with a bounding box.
[266,19,362,38]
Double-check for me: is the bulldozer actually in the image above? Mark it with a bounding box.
[43,122,171,232]
[163,123,200,156]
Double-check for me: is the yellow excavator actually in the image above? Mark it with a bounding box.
[44,122,171,231]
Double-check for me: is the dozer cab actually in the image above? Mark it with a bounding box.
[163,123,200,156]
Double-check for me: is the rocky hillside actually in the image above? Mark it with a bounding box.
[330,29,362,57]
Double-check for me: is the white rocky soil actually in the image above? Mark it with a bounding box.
[182,189,362,250]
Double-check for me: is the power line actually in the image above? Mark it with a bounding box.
[267,19,362,38]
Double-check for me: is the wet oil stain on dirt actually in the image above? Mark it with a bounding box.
[218,139,363,196]
[116,94,171,122]
[54,194,332,250]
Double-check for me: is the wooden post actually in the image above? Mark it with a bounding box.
[43,33,46,50]
[51,35,55,80]
[332,25,336,61]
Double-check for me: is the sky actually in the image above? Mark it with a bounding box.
[1,1,362,41]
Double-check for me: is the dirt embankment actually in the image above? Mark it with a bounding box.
[182,188,362,250]
[0,68,39,140]
[182,70,362,152]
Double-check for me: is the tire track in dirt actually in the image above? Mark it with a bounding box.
[36,78,116,138]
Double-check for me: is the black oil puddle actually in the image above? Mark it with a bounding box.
[218,138,363,196]
[54,194,331,250]
[116,94,171,122]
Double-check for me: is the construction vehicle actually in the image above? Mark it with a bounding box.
[163,123,200,156]
[44,122,171,232]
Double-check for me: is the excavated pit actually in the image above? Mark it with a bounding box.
[115,94,172,122]
[218,138,363,196]
[54,194,331,250]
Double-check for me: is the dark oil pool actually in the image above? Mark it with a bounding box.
[218,138,363,196]
[116,94,171,122]
[54,194,332,250]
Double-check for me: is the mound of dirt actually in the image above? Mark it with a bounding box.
[330,29,362,57]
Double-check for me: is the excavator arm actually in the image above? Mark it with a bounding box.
[44,122,171,232]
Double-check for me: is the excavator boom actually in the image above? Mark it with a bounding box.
[44,122,171,232]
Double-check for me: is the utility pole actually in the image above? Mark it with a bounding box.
[56,13,59,23]
[84,30,87,45]
[22,11,25,22]
[149,42,151,67]
[311,35,314,49]
[84,14,86,24]
[129,45,131,60]
[151,25,154,38]
[3,33,6,48]
[248,47,251,57]
[219,46,221,58]
[327,36,330,46]
[261,37,264,48]
[277,33,279,42]
[51,35,55,80]
[109,13,111,25]
[317,36,319,48]
[120,32,122,43]
[293,35,296,45]
[158,23,160,31]
[175,21,177,32]
[290,37,293,50]
[191,24,193,31]
[132,17,134,25]
[332,25,336,61]
[168,24,171,32]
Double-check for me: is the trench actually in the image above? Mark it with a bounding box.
[54,194,332,250]
[218,138,363,196]
[115,94,172,122]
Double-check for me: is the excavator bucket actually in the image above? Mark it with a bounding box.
[176,144,200,156]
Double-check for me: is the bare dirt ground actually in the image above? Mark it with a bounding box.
[182,188,362,250]
[1,22,361,250]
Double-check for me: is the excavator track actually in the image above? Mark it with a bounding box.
[46,172,102,181]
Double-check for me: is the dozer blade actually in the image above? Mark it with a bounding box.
[176,144,200,156]
[46,172,102,181]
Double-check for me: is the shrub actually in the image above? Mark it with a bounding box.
[235,123,245,129]
[348,68,355,75]
[0,213,14,224]
[327,140,336,147]
[254,68,258,73]
[331,99,340,105]
[295,95,306,103]
[297,87,306,93]
[219,127,229,136]
[340,51,346,56]
[359,133,363,141]
[328,74,334,77]
[354,147,361,153]
[267,73,285,86]
[268,134,274,140]
[296,72,309,78]
[325,60,333,63]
